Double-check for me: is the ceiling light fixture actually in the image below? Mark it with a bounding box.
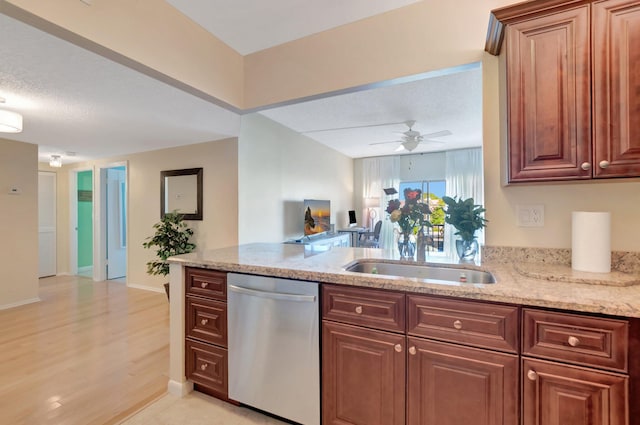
[0,109,23,133]
[49,155,62,168]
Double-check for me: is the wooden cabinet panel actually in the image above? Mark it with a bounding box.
[322,321,405,425]
[186,296,228,347]
[506,5,591,182]
[522,358,628,425]
[522,308,628,372]
[407,338,518,425]
[322,284,405,333]
[185,267,227,300]
[407,295,519,353]
[592,0,640,177]
[186,339,228,399]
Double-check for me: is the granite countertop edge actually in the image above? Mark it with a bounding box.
[169,243,640,319]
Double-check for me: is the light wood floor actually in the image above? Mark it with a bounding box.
[0,275,170,425]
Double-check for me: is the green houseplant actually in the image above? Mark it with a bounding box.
[442,196,487,262]
[142,211,196,299]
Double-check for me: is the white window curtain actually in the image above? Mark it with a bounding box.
[444,148,484,259]
[362,156,400,250]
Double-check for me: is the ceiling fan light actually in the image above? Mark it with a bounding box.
[402,140,420,151]
[0,109,23,133]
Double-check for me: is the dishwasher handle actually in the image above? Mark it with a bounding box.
[228,284,317,303]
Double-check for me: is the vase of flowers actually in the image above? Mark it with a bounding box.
[386,188,431,260]
[442,196,487,263]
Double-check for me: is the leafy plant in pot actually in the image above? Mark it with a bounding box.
[442,196,487,262]
[142,211,196,300]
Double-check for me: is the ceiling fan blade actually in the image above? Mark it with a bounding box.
[422,138,446,144]
[369,140,402,146]
[301,121,406,134]
[421,130,452,138]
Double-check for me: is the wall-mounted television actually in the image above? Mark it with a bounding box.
[304,199,330,236]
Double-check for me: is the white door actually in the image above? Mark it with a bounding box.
[106,168,126,279]
[38,171,56,277]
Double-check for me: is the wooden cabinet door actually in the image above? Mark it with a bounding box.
[322,321,405,425]
[506,6,591,182]
[592,0,640,177]
[522,358,628,425]
[407,338,518,425]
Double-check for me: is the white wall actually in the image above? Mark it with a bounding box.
[238,113,354,243]
[0,139,39,308]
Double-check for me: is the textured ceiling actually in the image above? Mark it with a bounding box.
[260,64,482,158]
[0,2,481,164]
[165,0,421,55]
[0,13,240,164]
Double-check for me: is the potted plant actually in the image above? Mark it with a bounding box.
[142,211,196,299]
[442,196,487,262]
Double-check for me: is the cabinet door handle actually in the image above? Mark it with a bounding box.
[568,336,580,347]
[580,162,591,171]
[527,370,537,381]
[200,318,209,326]
[200,282,209,288]
[200,363,208,371]
[355,306,363,314]
[599,160,610,169]
[453,320,463,330]
[409,346,417,355]
[394,344,402,353]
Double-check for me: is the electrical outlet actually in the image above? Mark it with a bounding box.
[516,204,544,227]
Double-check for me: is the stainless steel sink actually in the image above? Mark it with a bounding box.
[344,260,496,284]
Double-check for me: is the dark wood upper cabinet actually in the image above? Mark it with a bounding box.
[487,0,640,182]
[592,0,640,177]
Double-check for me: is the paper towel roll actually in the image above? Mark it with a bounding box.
[572,212,611,273]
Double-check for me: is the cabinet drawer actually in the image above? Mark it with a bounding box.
[407,295,519,353]
[322,285,405,333]
[186,339,228,398]
[186,296,227,347]
[522,309,628,372]
[185,267,227,300]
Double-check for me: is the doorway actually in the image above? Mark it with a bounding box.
[99,164,127,281]
[77,170,93,277]
[38,171,56,278]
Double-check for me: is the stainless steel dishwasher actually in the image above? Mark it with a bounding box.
[227,273,319,425]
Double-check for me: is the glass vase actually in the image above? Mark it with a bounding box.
[455,239,479,263]
[397,232,415,259]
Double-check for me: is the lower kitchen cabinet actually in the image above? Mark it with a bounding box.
[522,358,628,425]
[322,321,405,425]
[407,338,518,425]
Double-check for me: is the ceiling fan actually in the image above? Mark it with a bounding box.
[370,120,452,152]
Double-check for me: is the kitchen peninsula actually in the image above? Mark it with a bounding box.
[167,243,640,425]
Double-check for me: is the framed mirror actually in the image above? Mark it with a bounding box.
[160,167,203,220]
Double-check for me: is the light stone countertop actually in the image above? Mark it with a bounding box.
[169,243,640,318]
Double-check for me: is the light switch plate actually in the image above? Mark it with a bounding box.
[516,204,544,227]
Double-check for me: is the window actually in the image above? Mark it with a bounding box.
[399,180,446,252]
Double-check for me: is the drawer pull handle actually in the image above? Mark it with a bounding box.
[200,363,208,371]
[568,336,580,347]
[200,282,209,289]
[355,306,363,314]
[453,320,463,330]
[200,319,209,326]
[409,346,417,355]
[580,162,591,171]
[599,160,610,169]
[527,370,538,381]
[394,344,402,353]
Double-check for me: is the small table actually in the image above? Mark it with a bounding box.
[337,227,369,247]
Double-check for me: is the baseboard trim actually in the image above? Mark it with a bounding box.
[127,283,165,294]
[0,297,41,311]
[77,266,93,273]
[167,379,193,397]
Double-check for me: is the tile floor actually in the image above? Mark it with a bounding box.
[120,392,290,425]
